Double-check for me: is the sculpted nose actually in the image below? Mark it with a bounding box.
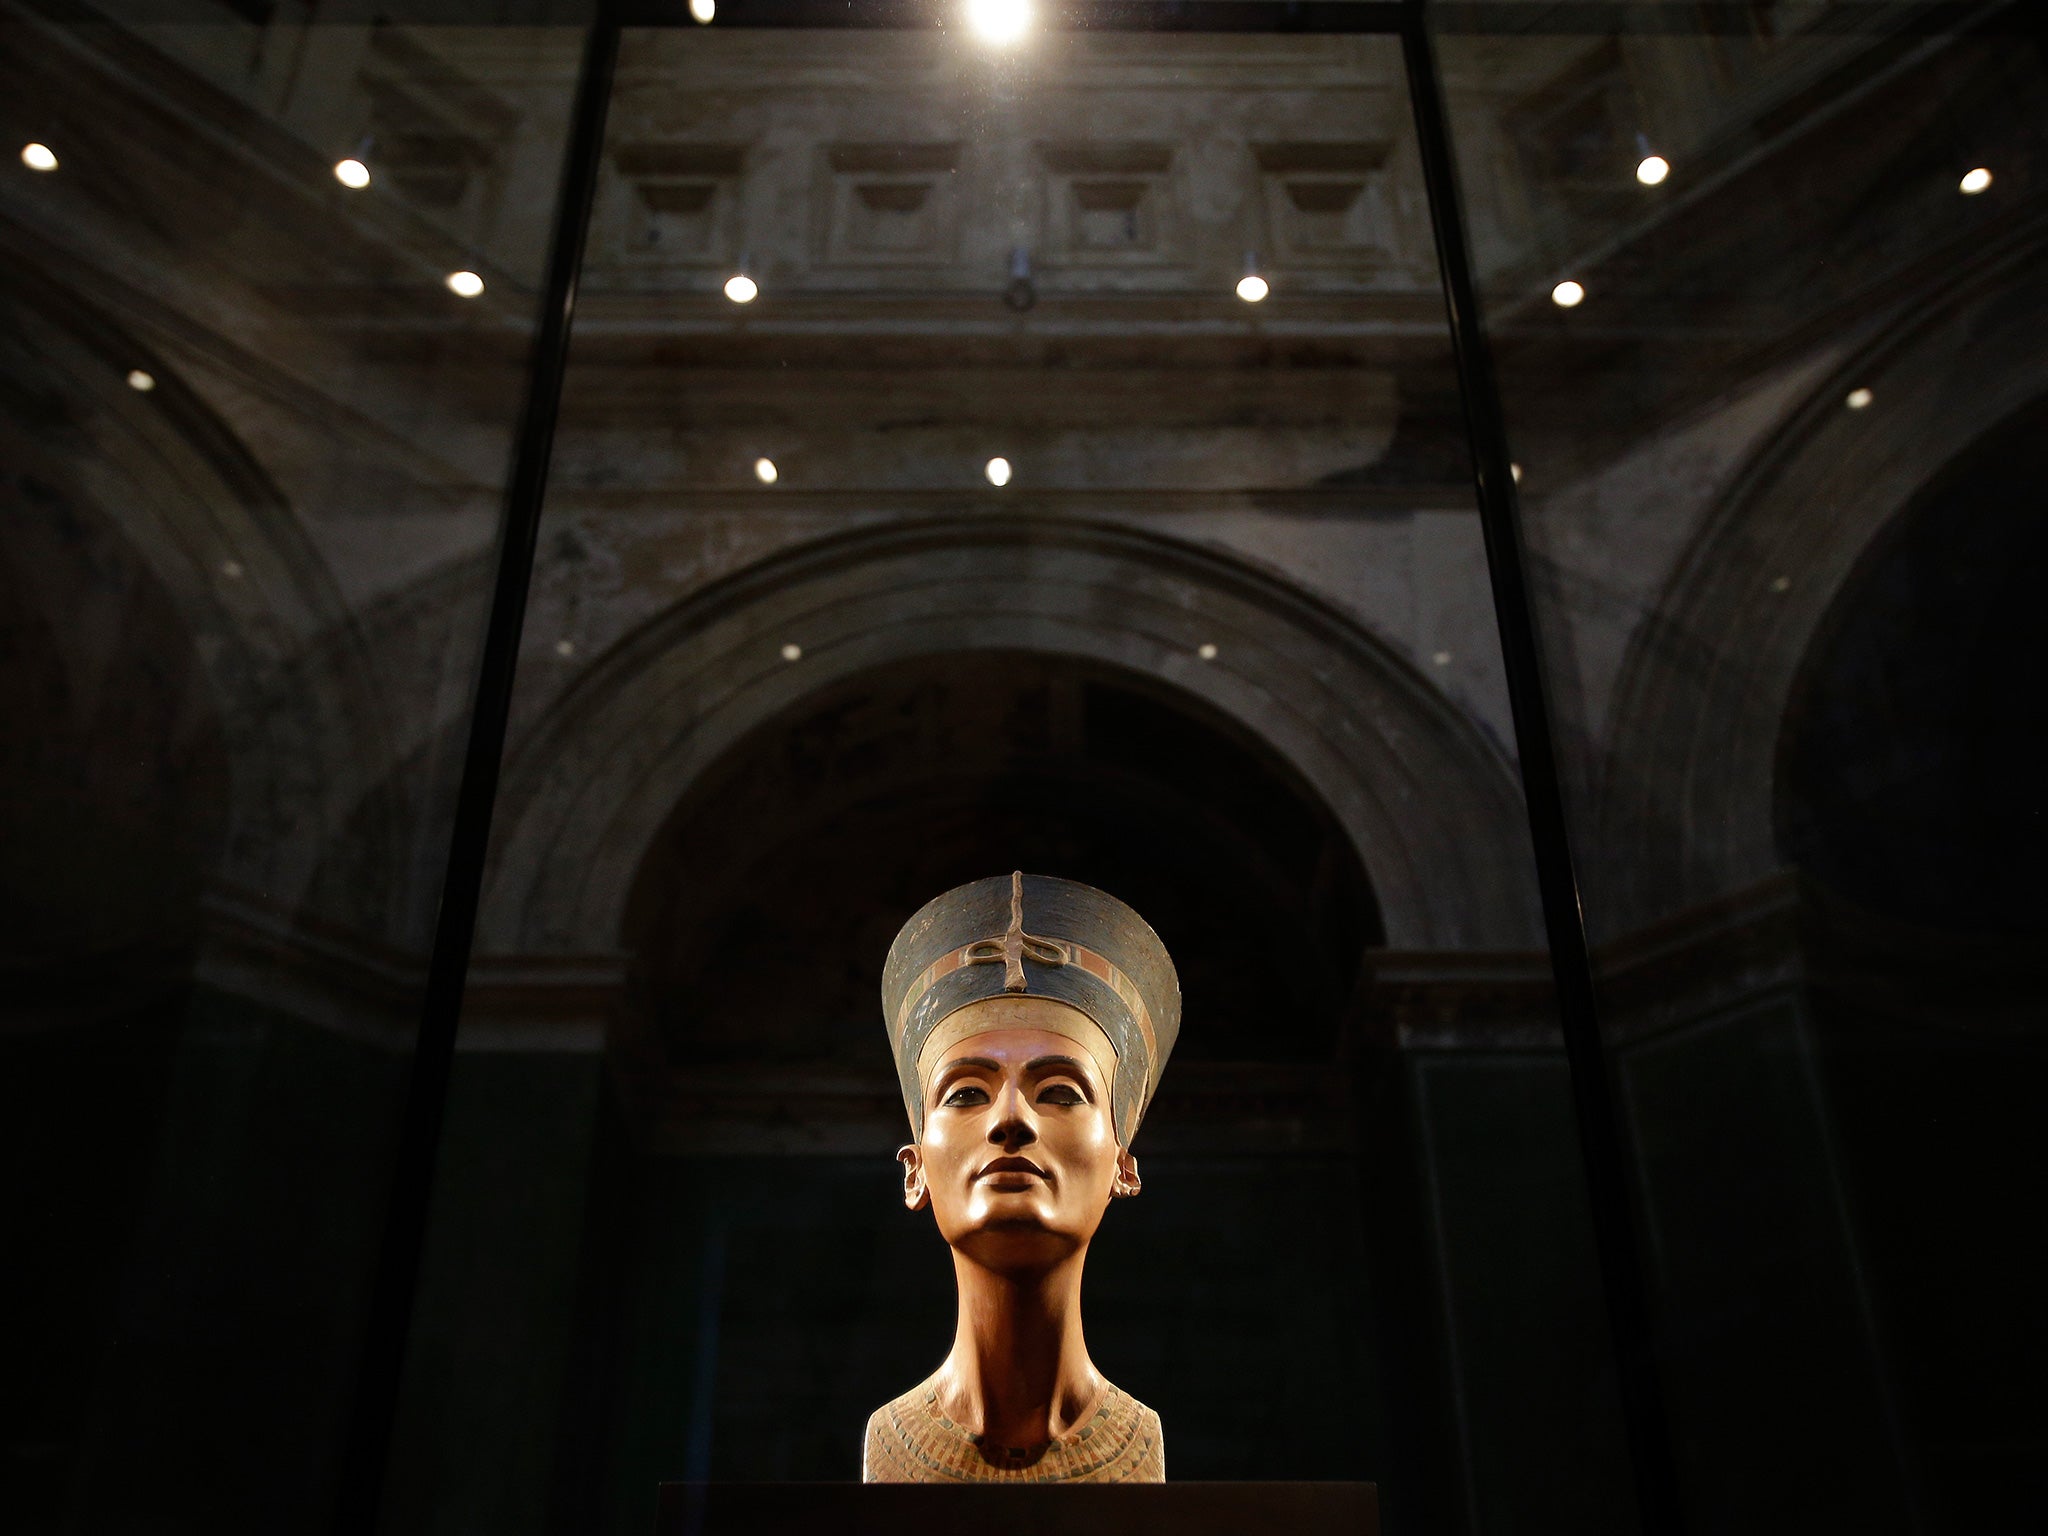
[987,1083,1037,1150]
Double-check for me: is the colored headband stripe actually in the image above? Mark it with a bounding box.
[894,933,1159,1069]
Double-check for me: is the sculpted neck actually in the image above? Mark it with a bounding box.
[936,1249,1102,1448]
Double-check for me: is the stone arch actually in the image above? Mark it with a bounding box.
[1592,241,2048,935]
[297,554,497,948]
[480,516,1540,957]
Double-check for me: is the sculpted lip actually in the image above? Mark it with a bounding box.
[976,1155,1048,1182]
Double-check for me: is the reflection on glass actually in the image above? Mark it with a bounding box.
[1437,6,2048,1531]
[1,10,581,1530]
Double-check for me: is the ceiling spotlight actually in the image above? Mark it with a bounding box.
[1236,249,1269,304]
[1845,387,1873,410]
[334,157,370,189]
[1959,166,1992,195]
[1631,131,1668,189]
[780,642,803,662]
[724,270,758,304]
[1197,643,1219,661]
[21,142,57,172]
[1551,279,1585,308]
[754,457,778,484]
[445,269,485,298]
[126,369,156,392]
[689,0,716,20]
[985,456,1013,487]
[965,0,1032,45]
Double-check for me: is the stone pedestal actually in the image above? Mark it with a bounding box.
[654,1480,1379,1535]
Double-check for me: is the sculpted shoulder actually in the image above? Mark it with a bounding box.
[861,1382,933,1483]
[862,1378,1164,1483]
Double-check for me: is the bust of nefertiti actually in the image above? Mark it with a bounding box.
[863,872,1181,1483]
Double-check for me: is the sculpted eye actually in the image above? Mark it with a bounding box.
[1038,1084,1084,1106]
[942,1084,990,1108]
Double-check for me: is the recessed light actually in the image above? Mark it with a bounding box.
[334,158,370,189]
[1236,273,1268,304]
[965,0,1032,45]
[1635,154,1670,187]
[780,642,803,662]
[1845,387,1873,410]
[1959,167,1992,195]
[20,142,57,172]
[724,272,758,304]
[689,0,716,20]
[1551,279,1585,308]
[445,270,485,298]
[126,369,156,392]
[1197,643,1218,661]
[984,456,1012,487]
[754,457,778,484]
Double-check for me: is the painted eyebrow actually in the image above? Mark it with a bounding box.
[931,1057,1001,1096]
[1025,1056,1099,1097]
[931,1056,1095,1095]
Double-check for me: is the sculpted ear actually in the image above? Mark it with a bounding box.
[1111,1147,1142,1199]
[897,1144,931,1211]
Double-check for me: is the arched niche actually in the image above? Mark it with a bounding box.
[1776,399,2048,941]
[1593,243,2048,935]
[479,517,1540,974]
[621,648,1382,1073]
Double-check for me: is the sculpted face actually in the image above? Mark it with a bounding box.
[900,996,1141,1271]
